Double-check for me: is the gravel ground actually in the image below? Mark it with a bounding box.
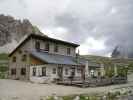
[0,74,133,100]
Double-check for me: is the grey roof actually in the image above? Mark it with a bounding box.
[30,51,86,65]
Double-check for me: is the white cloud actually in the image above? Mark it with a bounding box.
[0,0,133,56]
[78,37,106,55]
[42,27,68,40]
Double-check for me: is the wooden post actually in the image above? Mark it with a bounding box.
[114,64,117,76]
[85,61,89,80]
[100,63,105,77]
[81,66,86,87]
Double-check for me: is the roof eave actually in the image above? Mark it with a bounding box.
[9,33,79,57]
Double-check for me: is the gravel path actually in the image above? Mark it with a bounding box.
[0,74,133,100]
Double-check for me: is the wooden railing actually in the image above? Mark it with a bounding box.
[112,76,127,84]
[57,76,127,87]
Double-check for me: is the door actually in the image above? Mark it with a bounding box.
[42,67,46,76]
[81,66,85,81]
[58,66,63,80]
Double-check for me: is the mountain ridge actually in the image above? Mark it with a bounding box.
[0,14,45,53]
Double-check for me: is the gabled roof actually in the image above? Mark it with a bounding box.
[30,50,85,66]
[9,33,79,57]
[31,34,79,47]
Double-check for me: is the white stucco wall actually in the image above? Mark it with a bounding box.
[29,64,82,83]
[30,65,58,83]
[9,39,33,80]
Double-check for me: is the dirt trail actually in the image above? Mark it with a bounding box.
[0,74,133,100]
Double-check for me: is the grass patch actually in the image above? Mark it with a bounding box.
[62,95,75,100]
[0,53,8,60]
[40,91,132,100]
[0,72,7,79]
[0,67,8,72]
[45,96,54,100]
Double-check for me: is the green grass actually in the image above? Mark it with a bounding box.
[81,55,133,74]
[40,90,133,100]
[79,95,90,100]
[62,95,77,100]
[0,67,8,72]
[81,55,110,62]
[0,53,8,60]
[45,96,54,100]
[0,53,8,79]
[81,55,133,64]
[0,72,7,79]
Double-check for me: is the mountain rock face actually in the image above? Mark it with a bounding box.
[111,46,133,58]
[111,46,121,58]
[0,14,44,53]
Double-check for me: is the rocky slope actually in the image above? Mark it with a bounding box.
[111,46,133,58]
[0,14,44,53]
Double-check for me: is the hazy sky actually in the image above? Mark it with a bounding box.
[0,0,133,56]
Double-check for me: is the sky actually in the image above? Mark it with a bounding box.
[0,0,133,56]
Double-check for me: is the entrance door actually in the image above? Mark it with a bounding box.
[58,66,63,80]
[81,66,85,81]
[42,67,46,76]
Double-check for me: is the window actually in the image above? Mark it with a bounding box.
[71,68,75,76]
[18,50,22,54]
[35,41,40,50]
[33,68,36,76]
[77,67,81,73]
[22,54,27,62]
[45,43,49,51]
[42,67,46,76]
[12,56,16,62]
[11,68,16,75]
[54,44,58,52]
[53,68,56,74]
[67,48,71,55]
[21,68,26,75]
[65,68,68,75]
